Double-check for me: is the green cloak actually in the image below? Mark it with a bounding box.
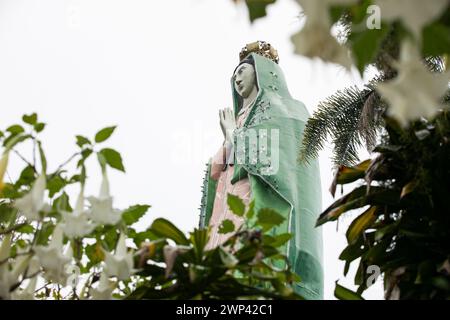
[199,53,323,300]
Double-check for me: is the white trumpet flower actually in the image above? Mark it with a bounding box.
[90,271,116,300]
[103,233,134,281]
[88,170,123,226]
[15,174,49,221]
[374,0,449,40]
[61,189,95,238]
[376,40,450,126]
[34,224,72,285]
[291,0,356,69]
[11,277,37,300]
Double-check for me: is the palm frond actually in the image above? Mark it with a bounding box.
[299,85,383,167]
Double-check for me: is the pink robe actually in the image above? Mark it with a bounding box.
[206,105,253,249]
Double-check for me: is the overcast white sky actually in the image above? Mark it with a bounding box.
[0,0,383,299]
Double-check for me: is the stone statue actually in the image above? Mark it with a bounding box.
[199,41,323,300]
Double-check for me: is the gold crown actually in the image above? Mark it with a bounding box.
[239,41,279,64]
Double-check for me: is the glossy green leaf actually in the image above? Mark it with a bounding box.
[150,218,190,245]
[346,206,378,244]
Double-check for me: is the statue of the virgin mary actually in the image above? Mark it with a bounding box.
[199,41,324,300]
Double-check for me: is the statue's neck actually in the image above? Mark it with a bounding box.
[242,85,258,109]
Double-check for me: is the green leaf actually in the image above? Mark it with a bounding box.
[85,242,105,266]
[16,224,34,234]
[122,205,150,225]
[316,186,369,226]
[36,222,55,245]
[227,193,246,217]
[218,219,235,235]
[0,203,15,224]
[76,135,91,148]
[422,23,450,56]
[271,233,293,248]
[246,200,255,220]
[346,206,378,244]
[47,175,66,198]
[6,125,24,135]
[22,113,37,125]
[334,282,364,300]
[349,25,389,74]
[99,148,125,172]
[257,208,285,231]
[95,126,117,143]
[244,0,276,23]
[150,218,190,245]
[15,165,36,188]
[104,228,119,251]
[34,122,46,133]
[4,134,32,150]
[53,192,72,212]
[336,159,371,185]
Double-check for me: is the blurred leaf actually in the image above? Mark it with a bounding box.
[334,282,364,300]
[86,242,105,266]
[15,165,36,188]
[219,247,239,268]
[36,222,55,245]
[47,175,66,198]
[247,200,255,220]
[422,23,450,56]
[400,180,418,198]
[6,125,24,135]
[349,24,389,74]
[99,148,125,172]
[34,122,46,133]
[270,233,293,248]
[4,133,31,150]
[336,159,371,184]
[257,208,285,231]
[95,126,117,143]
[76,135,91,148]
[53,192,72,212]
[22,113,37,125]
[122,204,150,225]
[150,218,190,245]
[227,193,246,217]
[243,0,276,23]
[218,219,235,234]
[0,203,15,224]
[16,224,34,234]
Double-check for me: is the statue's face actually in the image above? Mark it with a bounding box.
[233,63,256,98]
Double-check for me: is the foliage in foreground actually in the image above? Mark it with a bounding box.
[317,112,450,299]
[0,114,299,300]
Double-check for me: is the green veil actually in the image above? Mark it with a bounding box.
[199,53,324,300]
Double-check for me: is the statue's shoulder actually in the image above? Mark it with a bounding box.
[266,94,310,123]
